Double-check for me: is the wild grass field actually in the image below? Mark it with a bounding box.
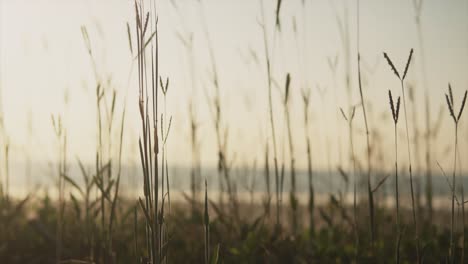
[1,0,468,263]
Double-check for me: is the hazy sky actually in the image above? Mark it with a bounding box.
[1,0,468,181]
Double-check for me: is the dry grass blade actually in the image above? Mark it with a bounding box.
[388,91,401,123]
[275,0,283,30]
[133,30,157,60]
[449,83,454,107]
[138,138,149,196]
[62,174,84,196]
[402,48,413,80]
[337,167,349,185]
[81,26,92,55]
[436,161,460,205]
[383,52,400,79]
[395,97,401,122]
[457,90,467,121]
[340,108,348,121]
[142,12,150,37]
[159,76,169,95]
[134,1,141,29]
[445,94,456,122]
[138,198,152,228]
[126,22,133,55]
[327,54,339,73]
[284,73,291,104]
[301,87,311,106]
[389,90,396,121]
[163,116,173,144]
[372,174,390,193]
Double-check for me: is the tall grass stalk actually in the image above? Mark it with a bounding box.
[388,90,401,264]
[159,78,172,263]
[25,110,32,193]
[408,85,422,215]
[356,0,374,244]
[412,0,434,221]
[81,25,109,257]
[199,1,238,218]
[75,158,96,259]
[134,0,160,262]
[204,179,210,264]
[160,77,171,212]
[173,14,201,217]
[331,1,352,110]
[260,0,281,231]
[96,84,106,259]
[444,84,467,263]
[189,101,201,217]
[51,115,67,264]
[301,88,314,237]
[340,106,358,256]
[108,106,126,258]
[282,73,298,234]
[316,87,333,196]
[383,49,419,262]
[182,31,201,217]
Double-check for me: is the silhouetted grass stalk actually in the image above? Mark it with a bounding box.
[199,1,238,219]
[282,73,298,234]
[444,84,467,263]
[134,0,160,262]
[383,48,419,262]
[412,0,434,221]
[260,0,281,231]
[301,88,314,237]
[388,90,401,264]
[51,115,67,264]
[340,107,358,256]
[356,0,374,244]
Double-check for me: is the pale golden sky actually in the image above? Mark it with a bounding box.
[1,0,468,178]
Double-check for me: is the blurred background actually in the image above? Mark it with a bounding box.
[0,0,467,199]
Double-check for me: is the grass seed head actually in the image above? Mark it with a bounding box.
[449,83,454,106]
[457,90,467,121]
[445,93,456,123]
[126,22,133,55]
[340,108,348,122]
[142,12,150,37]
[388,90,400,123]
[383,52,400,79]
[388,90,396,121]
[301,88,311,107]
[395,97,401,123]
[402,48,413,80]
[445,83,466,123]
[284,73,291,104]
